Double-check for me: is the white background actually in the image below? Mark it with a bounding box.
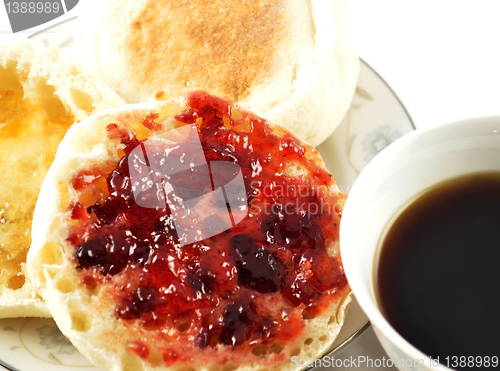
[349,0,500,131]
[1,0,498,369]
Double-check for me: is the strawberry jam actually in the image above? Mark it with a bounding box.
[68,91,348,365]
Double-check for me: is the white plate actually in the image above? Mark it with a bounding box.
[0,18,414,371]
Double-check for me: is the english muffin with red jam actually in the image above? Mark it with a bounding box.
[27,91,351,371]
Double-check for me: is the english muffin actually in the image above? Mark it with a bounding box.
[27,91,351,370]
[73,0,359,146]
[0,40,125,318]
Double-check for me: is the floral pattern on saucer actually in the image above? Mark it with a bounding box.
[37,325,76,355]
[0,318,96,369]
[362,125,403,163]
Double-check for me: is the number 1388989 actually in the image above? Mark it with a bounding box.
[5,2,60,13]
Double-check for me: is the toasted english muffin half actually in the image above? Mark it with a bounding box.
[0,40,125,318]
[27,91,351,371]
[73,0,359,147]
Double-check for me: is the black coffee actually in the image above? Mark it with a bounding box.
[376,173,500,369]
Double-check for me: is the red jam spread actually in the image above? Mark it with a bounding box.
[67,91,348,365]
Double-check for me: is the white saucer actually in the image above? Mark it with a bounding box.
[0,18,414,371]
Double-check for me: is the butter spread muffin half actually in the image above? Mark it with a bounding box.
[0,40,125,318]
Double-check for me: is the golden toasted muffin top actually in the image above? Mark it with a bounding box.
[126,0,289,101]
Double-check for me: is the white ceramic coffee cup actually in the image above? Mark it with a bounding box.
[340,116,500,371]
